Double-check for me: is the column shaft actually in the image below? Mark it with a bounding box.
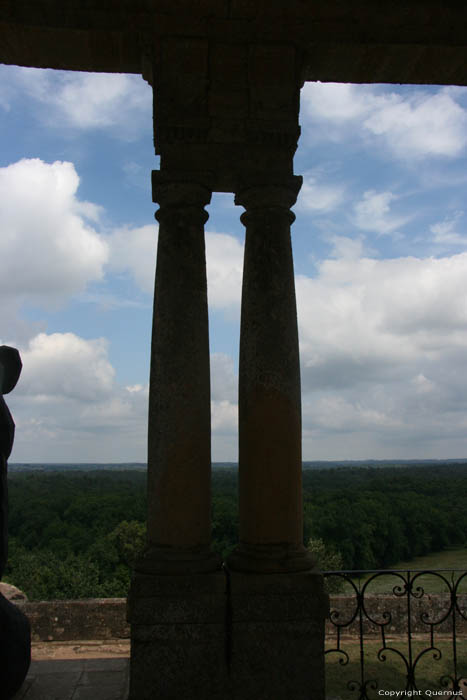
[229,180,313,572]
[225,181,327,700]
[142,175,218,573]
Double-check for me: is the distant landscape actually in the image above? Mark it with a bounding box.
[4,461,467,600]
[10,458,467,472]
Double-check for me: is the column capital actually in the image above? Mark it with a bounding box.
[234,174,302,211]
[152,170,213,209]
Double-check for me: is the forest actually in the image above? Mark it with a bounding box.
[3,463,467,599]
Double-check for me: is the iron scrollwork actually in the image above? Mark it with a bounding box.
[324,569,467,698]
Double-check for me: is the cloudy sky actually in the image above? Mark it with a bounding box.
[2,66,467,462]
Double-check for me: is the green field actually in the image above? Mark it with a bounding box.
[336,547,467,595]
[326,639,467,698]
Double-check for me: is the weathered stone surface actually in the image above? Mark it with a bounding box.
[228,571,328,700]
[128,570,226,700]
[23,599,130,643]
[0,583,27,602]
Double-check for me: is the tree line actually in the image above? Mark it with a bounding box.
[3,463,466,599]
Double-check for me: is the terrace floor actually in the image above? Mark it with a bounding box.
[12,642,130,700]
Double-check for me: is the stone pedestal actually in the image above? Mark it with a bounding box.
[128,570,226,700]
[227,570,328,700]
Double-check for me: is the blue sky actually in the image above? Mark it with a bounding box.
[2,65,467,462]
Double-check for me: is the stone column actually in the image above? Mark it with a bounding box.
[128,172,226,700]
[226,178,328,700]
[228,177,313,574]
[139,171,220,574]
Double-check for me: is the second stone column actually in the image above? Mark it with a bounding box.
[228,177,314,573]
[226,178,328,700]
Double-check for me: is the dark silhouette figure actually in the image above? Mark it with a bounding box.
[0,346,30,699]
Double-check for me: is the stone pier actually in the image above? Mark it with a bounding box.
[127,174,225,700]
[125,31,328,700]
[225,179,327,699]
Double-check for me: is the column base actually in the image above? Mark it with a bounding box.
[135,544,222,574]
[127,569,227,700]
[227,541,316,573]
[227,568,329,700]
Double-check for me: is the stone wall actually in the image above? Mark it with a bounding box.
[21,599,129,642]
[15,595,467,642]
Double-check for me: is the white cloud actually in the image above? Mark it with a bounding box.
[430,210,467,246]
[205,232,243,310]
[0,158,108,307]
[302,83,467,160]
[16,333,114,402]
[297,174,345,212]
[303,82,370,122]
[364,91,467,159]
[6,329,240,462]
[353,190,410,235]
[296,247,467,457]
[210,353,237,402]
[298,252,467,383]
[4,67,152,139]
[7,331,148,461]
[327,236,366,260]
[107,224,157,294]
[211,400,237,434]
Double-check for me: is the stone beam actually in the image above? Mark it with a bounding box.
[3,1,467,86]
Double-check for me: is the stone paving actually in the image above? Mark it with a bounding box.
[12,657,129,700]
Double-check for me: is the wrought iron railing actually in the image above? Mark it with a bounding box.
[323,569,467,698]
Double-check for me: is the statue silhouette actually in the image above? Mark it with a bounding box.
[0,345,22,578]
[0,346,30,699]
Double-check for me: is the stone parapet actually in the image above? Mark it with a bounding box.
[19,594,467,644]
[327,593,467,639]
[21,599,130,643]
